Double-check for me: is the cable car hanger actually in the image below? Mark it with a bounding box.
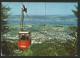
[20,3,31,31]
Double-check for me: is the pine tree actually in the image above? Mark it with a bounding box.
[1,4,11,56]
[1,4,11,34]
[72,5,78,17]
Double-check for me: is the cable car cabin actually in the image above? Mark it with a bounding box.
[18,31,32,50]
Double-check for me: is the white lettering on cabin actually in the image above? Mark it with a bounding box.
[21,45,26,47]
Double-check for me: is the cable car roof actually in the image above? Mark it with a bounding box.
[18,32,29,34]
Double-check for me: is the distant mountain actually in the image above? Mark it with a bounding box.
[7,15,77,25]
[8,15,48,19]
[8,15,76,19]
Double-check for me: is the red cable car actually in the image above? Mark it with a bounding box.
[18,4,32,50]
[18,31,32,50]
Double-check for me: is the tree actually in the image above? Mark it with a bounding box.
[1,4,11,56]
[72,5,78,17]
[1,4,11,34]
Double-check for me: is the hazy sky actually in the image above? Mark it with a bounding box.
[2,2,77,15]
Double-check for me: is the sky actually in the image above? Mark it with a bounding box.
[2,2,77,15]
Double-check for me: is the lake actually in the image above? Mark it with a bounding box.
[7,15,77,25]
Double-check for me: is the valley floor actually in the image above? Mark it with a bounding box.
[1,24,77,56]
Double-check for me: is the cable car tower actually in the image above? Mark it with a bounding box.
[18,3,32,50]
